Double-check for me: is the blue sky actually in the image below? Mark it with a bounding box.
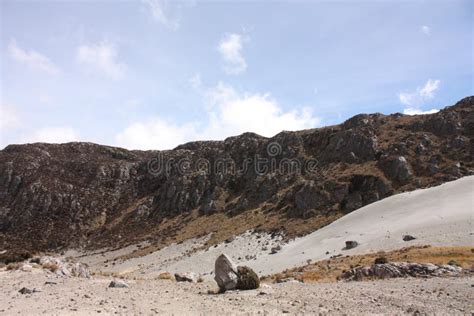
[1,0,472,149]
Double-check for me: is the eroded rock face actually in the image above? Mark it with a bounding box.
[379,156,413,183]
[0,97,472,251]
[341,262,464,281]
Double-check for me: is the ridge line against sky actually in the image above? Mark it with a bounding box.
[1,0,472,150]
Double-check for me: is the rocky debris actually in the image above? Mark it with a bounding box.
[374,257,388,264]
[224,235,236,243]
[341,262,464,281]
[18,287,40,294]
[403,235,416,241]
[108,279,129,288]
[38,256,90,278]
[344,241,358,250]
[21,264,32,272]
[276,277,293,283]
[174,272,197,283]
[214,254,260,292]
[270,245,281,254]
[214,254,239,291]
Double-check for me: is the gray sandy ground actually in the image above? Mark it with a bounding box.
[1,269,472,315]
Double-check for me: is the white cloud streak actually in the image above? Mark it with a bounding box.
[399,79,441,115]
[398,79,440,106]
[421,25,431,35]
[77,41,125,80]
[0,103,21,130]
[8,40,61,75]
[403,108,439,115]
[142,0,180,30]
[218,33,247,75]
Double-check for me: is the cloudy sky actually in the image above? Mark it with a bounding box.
[1,0,472,150]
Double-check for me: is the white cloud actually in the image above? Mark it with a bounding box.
[403,108,439,115]
[21,127,79,144]
[142,0,180,30]
[189,73,202,90]
[0,103,21,130]
[201,82,319,139]
[218,33,247,75]
[8,40,60,75]
[115,82,320,150]
[398,79,440,106]
[421,25,431,35]
[77,41,125,80]
[419,79,440,98]
[116,118,197,150]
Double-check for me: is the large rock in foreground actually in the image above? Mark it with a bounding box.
[214,254,260,292]
[214,254,239,291]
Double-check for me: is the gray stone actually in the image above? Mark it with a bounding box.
[402,235,416,241]
[108,279,129,288]
[214,254,239,291]
[174,272,197,283]
[344,241,358,250]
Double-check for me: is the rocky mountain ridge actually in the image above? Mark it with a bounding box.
[0,96,472,251]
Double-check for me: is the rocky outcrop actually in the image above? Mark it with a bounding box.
[0,97,473,251]
[341,262,465,281]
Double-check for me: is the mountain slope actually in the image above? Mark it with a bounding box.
[0,96,473,251]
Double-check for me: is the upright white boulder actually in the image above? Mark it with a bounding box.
[214,254,239,291]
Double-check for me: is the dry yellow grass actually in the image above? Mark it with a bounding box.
[6,262,22,270]
[157,272,174,280]
[265,246,474,283]
[41,262,59,272]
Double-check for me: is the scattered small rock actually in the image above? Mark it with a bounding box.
[18,287,40,294]
[44,281,57,285]
[374,257,388,265]
[174,272,197,283]
[270,245,281,254]
[108,279,129,288]
[403,235,416,241]
[344,241,358,250]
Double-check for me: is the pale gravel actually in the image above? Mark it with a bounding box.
[0,268,472,315]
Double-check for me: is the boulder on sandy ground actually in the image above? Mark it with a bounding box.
[341,262,464,281]
[403,235,416,241]
[236,266,260,290]
[214,254,239,291]
[214,254,260,292]
[108,279,129,288]
[174,272,197,283]
[344,241,358,250]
